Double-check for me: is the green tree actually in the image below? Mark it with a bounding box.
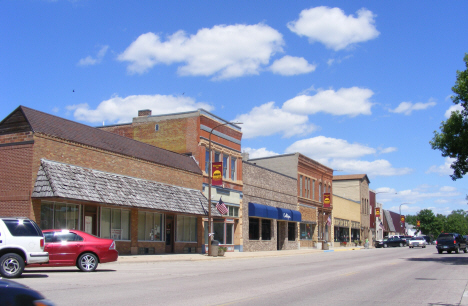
[445,210,468,234]
[430,53,468,181]
[417,209,437,236]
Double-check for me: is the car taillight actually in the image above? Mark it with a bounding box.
[40,238,44,248]
[109,241,116,250]
[435,241,437,245]
[454,240,457,244]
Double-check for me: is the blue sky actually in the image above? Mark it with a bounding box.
[2,1,467,216]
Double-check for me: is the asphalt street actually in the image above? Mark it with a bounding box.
[12,246,468,305]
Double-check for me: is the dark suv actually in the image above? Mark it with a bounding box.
[436,233,467,254]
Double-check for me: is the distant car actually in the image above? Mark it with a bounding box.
[408,236,427,248]
[422,235,434,245]
[375,237,406,248]
[436,233,467,254]
[28,229,118,272]
[400,235,413,246]
[0,278,54,305]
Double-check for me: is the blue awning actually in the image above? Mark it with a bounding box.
[249,202,278,219]
[277,207,302,222]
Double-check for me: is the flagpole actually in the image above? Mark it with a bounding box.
[207,121,242,256]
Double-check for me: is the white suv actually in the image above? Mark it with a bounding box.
[0,217,49,278]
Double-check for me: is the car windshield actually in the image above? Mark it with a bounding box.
[411,237,424,240]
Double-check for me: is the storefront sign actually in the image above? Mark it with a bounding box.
[283,213,291,220]
[375,207,380,217]
[323,193,331,208]
[212,162,223,186]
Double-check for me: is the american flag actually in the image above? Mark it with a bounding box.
[216,197,228,215]
[379,222,384,229]
[326,216,331,226]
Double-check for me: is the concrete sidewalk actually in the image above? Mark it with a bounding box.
[117,246,366,263]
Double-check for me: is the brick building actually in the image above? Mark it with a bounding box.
[0,106,221,255]
[245,153,333,248]
[242,161,299,252]
[99,109,243,252]
[333,174,371,242]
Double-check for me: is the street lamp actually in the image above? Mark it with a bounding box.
[207,121,242,256]
[399,203,410,235]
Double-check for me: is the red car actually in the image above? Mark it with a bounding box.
[29,229,118,272]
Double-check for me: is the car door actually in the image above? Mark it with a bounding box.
[44,232,84,265]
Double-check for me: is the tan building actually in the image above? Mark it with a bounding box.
[333,174,371,242]
[331,194,361,247]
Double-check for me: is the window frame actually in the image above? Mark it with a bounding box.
[101,207,131,241]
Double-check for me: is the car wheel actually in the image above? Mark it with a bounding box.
[438,249,443,254]
[77,253,98,272]
[455,247,459,254]
[399,243,403,247]
[464,248,467,253]
[0,253,25,278]
[383,244,388,248]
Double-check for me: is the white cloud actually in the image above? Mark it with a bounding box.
[390,100,436,115]
[329,159,412,177]
[282,87,374,116]
[242,147,279,159]
[233,102,316,139]
[118,24,284,79]
[426,157,455,176]
[67,94,213,124]
[286,136,375,160]
[444,104,464,118]
[284,136,410,176]
[287,6,380,51]
[78,45,109,66]
[378,147,397,154]
[269,55,316,76]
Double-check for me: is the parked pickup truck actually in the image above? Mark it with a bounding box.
[436,233,467,254]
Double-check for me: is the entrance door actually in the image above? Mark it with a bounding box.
[165,217,174,253]
[84,205,97,235]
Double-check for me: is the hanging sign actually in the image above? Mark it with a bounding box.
[375,207,380,217]
[400,215,405,223]
[323,193,331,208]
[212,162,223,186]
[416,220,420,227]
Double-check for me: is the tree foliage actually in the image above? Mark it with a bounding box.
[407,209,468,237]
[430,53,468,180]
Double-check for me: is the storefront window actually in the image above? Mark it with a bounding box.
[176,215,197,242]
[351,229,360,241]
[101,208,130,240]
[249,218,259,240]
[204,221,234,245]
[300,223,313,240]
[213,222,224,244]
[226,223,234,244]
[138,211,163,241]
[334,226,349,242]
[288,222,296,241]
[261,219,271,240]
[40,201,80,230]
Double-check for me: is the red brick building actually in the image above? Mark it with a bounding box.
[99,109,243,251]
[0,106,221,255]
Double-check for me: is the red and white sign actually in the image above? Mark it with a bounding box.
[212,162,223,186]
[323,193,331,208]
